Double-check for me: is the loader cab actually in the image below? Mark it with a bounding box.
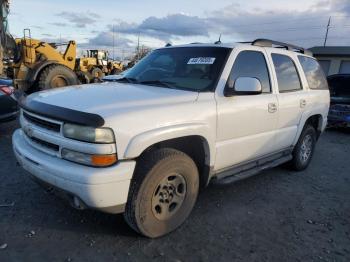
[87,50,108,66]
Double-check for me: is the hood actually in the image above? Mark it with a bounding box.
[28,82,199,118]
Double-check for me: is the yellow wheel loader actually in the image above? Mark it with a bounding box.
[1,2,83,92]
[12,30,79,92]
[77,50,123,83]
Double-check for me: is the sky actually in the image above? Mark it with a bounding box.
[7,0,350,59]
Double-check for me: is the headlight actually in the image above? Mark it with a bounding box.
[62,149,117,167]
[63,123,115,144]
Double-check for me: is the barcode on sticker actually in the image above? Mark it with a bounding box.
[187,57,216,65]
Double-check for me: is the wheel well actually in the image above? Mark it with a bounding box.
[139,136,211,189]
[305,114,323,139]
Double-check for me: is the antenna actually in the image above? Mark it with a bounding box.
[324,16,331,47]
[215,34,222,45]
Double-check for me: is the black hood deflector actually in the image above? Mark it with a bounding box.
[17,93,105,127]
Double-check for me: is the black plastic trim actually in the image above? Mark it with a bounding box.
[18,94,105,127]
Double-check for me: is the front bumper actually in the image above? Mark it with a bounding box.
[13,129,136,214]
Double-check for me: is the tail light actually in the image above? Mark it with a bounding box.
[0,85,14,95]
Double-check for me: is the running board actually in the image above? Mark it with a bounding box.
[212,149,293,185]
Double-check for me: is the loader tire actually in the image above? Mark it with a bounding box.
[38,64,78,90]
[111,68,122,75]
[91,67,105,79]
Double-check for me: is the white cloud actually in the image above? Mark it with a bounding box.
[55,11,100,28]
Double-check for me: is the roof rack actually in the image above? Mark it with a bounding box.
[247,39,313,56]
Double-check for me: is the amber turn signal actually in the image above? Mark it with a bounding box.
[91,154,117,167]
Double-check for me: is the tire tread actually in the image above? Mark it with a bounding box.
[124,148,189,235]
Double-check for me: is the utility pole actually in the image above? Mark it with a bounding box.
[324,16,331,47]
[112,24,115,60]
[137,33,140,61]
[59,33,62,52]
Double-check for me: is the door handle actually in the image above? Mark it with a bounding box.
[268,103,277,113]
[300,99,307,108]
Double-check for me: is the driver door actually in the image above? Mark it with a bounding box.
[214,48,279,171]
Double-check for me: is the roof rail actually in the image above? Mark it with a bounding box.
[249,39,313,56]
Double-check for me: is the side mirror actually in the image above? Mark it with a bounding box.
[224,77,262,97]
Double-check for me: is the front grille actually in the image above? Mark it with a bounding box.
[30,136,60,152]
[23,112,61,133]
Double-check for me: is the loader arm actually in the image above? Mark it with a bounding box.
[34,40,76,70]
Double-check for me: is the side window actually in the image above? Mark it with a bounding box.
[318,60,331,75]
[228,51,271,93]
[340,61,350,74]
[298,56,328,90]
[272,54,302,92]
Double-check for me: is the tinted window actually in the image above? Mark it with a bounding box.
[228,51,271,93]
[328,75,350,98]
[298,56,328,90]
[319,60,331,75]
[124,47,231,92]
[340,61,350,74]
[272,54,302,92]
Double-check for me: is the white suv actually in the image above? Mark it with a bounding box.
[13,39,330,238]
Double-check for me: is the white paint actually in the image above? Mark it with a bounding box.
[13,43,330,214]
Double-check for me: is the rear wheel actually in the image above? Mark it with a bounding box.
[110,68,122,75]
[91,67,105,79]
[124,148,199,238]
[289,125,317,171]
[38,64,78,90]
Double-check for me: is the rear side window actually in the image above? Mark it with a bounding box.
[272,54,302,92]
[298,56,328,90]
[228,50,271,93]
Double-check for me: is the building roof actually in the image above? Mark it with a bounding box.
[309,46,350,57]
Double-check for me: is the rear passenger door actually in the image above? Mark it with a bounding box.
[268,52,308,149]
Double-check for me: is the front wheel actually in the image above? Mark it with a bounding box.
[289,125,317,171]
[38,64,78,90]
[124,148,199,238]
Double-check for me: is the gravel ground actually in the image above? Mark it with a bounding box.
[0,119,349,262]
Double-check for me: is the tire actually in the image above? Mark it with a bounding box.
[110,68,121,75]
[91,67,105,79]
[289,125,317,171]
[76,71,90,84]
[124,148,199,238]
[38,64,78,90]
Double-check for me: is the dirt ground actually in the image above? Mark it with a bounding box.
[0,120,349,262]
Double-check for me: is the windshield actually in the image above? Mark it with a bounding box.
[123,47,231,91]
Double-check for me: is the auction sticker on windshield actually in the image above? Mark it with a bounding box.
[188,57,216,65]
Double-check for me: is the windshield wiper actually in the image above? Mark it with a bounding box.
[138,80,176,88]
[114,77,138,83]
